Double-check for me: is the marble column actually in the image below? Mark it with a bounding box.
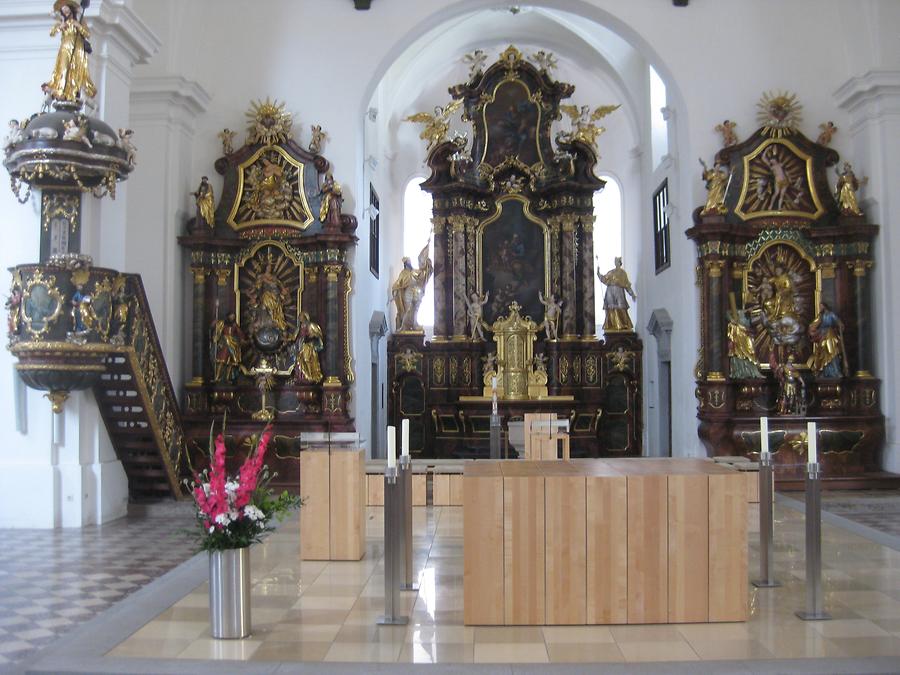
[190,265,207,383]
[323,264,343,384]
[849,259,874,377]
[560,214,578,338]
[432,217,448,338]
[705,259,726,379]
[580,216,596,337]
[450,216,467,337]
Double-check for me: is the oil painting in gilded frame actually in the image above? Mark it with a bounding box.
[477,196,549,325]
[481,80,541,168]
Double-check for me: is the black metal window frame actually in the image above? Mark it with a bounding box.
[653,179,670,274]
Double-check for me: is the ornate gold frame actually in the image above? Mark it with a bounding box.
[234,239,304,336]
[734,138,825,221]
[226,145,314,231]
[475,194,551,300]
[479,78,545,167]
[22,269,64,338]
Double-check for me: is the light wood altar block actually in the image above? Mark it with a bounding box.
[545,468,586,624]
[626,472,668,623]
[586,470,628,624]
[433,473,450,506]
[667,474,709,623]
[366,474,384,506]
[300,448,365,561]
[463,462,504,625]
[503,464,545,625]
[523,413,554,460]
[450,474,463,505]
[709,472,748,621]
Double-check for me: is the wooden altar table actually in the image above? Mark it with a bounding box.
[463,458,747,625]
[300,447,365,561]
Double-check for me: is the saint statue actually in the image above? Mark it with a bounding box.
[726,308,763,379]
[192,176,215,229]
[699,158,729,215]
[807,302,847,378]
[835,162,863,216]
[211,313,245,383]
[466,290,489,341]
[319,170,343,228]
[392,242,433,332]
[47,0,97,103]
[295,312,324,384]
[775,355,805,415]
[253,261,288,332]
[538,291,563,340]
[597,257,636,332]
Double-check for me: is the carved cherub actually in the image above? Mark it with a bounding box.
[404,99,463,150]
[218,128,237,155]
[530,50,558,72]
[462,49,487,80]
[817,121,837,146]
[715,119,738,147]
[62,116,92,147]
[4,119,25,152]
[118,128,136,165]
[309,124,326,154]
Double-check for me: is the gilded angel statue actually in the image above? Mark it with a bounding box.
[404,99,464,150]
[558,103,620,148]
[392,241,433,332]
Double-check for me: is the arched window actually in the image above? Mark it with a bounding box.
[402,177,434,329]
[649,65,668,168]
[593,175,623,327]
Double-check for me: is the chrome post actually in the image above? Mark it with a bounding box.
[795,463,831,621]
[752,455,780,588]
[377,466,408,625]
[399,454,418,591]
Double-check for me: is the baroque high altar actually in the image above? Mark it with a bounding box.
[388,47,643,458]
[688,92,886,487]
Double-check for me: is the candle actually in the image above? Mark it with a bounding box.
[807,421,817,465]
[492,376,497,390]
[760,416,769,456]
[401,418,409,457]
[387,425,396,469]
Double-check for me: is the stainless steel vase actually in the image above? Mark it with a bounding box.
[209,547,251,639]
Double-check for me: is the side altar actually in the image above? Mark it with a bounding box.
[179,101,356,490]
[388,47,642,458]
[688,93,887,487]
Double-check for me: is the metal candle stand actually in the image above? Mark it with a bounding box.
[795,462,831,621]
[376,466,409,625]
[751,454,780,588]
[399,454,419,591]
[489,389,501,459]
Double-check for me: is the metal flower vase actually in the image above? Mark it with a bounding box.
[209,547,251,639]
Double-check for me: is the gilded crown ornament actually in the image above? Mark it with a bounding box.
[245,99,293,146]
[756,91,803,138]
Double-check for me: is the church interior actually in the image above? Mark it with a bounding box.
[2,0,900,672]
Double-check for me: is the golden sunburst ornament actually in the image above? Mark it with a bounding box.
[246,98,293,146]
[756,91,802,138]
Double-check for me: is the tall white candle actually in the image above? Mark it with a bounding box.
[387,425,396,469]
[401,418,410,457]
[807,421,817,465]
[492,375,497,390]
[760,416,769,456]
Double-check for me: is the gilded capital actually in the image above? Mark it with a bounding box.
[847,259,873,277]
[191,266,207,284]
[431,216,448,234]
[215,269,229,286]
[323,263,342,281]
[704,259,726,277]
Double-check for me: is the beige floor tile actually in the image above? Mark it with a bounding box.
[261,623,342,642]
[873,618,900,634]
[324,641,403,662]
[153,606,209,622]
[474,626,545,643]
[811,618,891,638]
[106,638,193,658]
[249,640,331,661]
[293,595,358,610]
[399,642,474,663]
[279,608,350,624]
[610,625,685,642]
[546,643,625,663]
[541,626,615,644]
[177,638,262,660]
[407,624,474,644]
[172,594,208,608]
[473,642,548,663]
[618,640,699,662]
[829,636,900,657]
[334,623,409,645]
[688,638,775,660]
[677,622,752,642]
[250,594,300,609]
[128,620,209,641]
[760,633,849,659]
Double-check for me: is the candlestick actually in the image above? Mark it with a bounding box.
[401,418,409,457]
[491,375,497,390]
[807,421,817,465]
[387,425,396,469]
[760,416,769,456]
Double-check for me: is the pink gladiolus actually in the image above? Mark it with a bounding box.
[234,430,271,508]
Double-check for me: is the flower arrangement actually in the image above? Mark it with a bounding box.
[188,424,300,552]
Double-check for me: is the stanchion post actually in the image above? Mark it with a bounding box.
[752,453,780,588]
[398,454,418,591]
[795,461,831,621]
[377,466,409,625]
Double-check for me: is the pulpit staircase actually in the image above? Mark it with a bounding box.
[92,274,187,501]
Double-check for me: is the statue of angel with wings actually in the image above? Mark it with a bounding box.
[558,103,620,148]
[404,99,464,150]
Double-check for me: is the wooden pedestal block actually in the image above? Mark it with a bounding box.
[464,465,504,625]
[450,474,463,505]
[627,474,668,623]
[545,475,586,624]
[745,471,760,503]
[412,474,427,506]
[300,448,365,561]
[433,473,450,505]
[523,413,554,460]
[709,473,748,621]
[667,475,709,623]
[586,475,628,624]
[504,474,545,624]
[366,474,384,506]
